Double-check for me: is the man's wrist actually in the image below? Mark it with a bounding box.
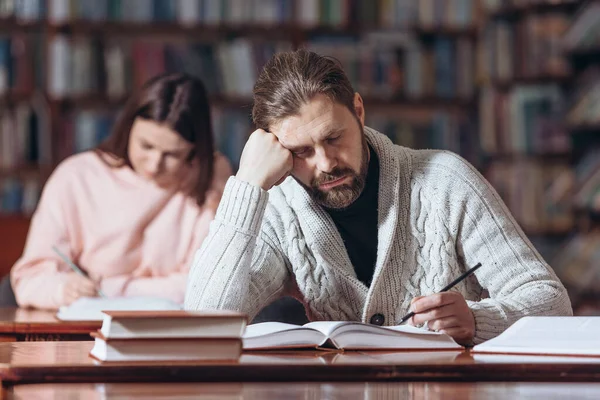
[235,171,267,191]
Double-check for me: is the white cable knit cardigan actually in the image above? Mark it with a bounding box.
[185,127,572,344]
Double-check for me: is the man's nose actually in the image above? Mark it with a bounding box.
[314,147,337,174]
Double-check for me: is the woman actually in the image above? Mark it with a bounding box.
[11,73,232,309]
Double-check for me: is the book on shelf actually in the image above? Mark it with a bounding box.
[366,111,478,163]
[479,13,572,82]
[48,0,296,26]
[486,160,574,233]
[47,35,293,99]
[306,34,475,101]
[479,84,570,155]
[46,30,476,103]
[242,321,462,351]
[0,177,40,215]
[357,0,475,30]
[562,0,600,51]
[555,234,600,293]
[0,33,42,96]
[0,0,46,21]
[566,67,600,127]
[472,316,600,356]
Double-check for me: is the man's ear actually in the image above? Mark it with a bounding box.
[353,93,365,126]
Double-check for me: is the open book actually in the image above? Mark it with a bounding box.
[472,316,600,356]
[243,321,462,350]
[56,296,181,321]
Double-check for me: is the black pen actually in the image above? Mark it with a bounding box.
[398,262,483,324]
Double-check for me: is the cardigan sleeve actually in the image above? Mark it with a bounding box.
[184,177,290,320]
[436,153,573,344]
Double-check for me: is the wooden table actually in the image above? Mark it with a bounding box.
[1,341,600,387]
[5,381,600,399]
[0,308,99,342]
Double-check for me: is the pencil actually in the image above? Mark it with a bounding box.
[52,246,107,298]
[398,262,483,324]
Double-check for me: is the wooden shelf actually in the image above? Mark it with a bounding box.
[49,95,128,109]
[47,93,474,112]
[523,227,573,236]
[0,213,31,220]
[0,92,35,106]
[566,47,600,68]
[574,206,600,216]
[47,20,481,40]
[48,21,356,38]
[363,96,475,113]
[209,95,254,109]
[489,0,582,19]
[491,73,572,89]
[49,94,255,109]
[0,165,52,180]
[362,24,478,38]
[412,25,478,39]
[0,18,44,32]
[567,124,600,134]
[483,152,572,162]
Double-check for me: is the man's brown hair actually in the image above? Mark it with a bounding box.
[252,49,356,130]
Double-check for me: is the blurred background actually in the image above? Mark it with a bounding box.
[0,0,598,314]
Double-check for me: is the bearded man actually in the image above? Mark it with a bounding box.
[185,49,572,346]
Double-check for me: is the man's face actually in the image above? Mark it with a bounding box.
[271,93,369,209]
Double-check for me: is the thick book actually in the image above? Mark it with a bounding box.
[99,310,247,339]
[242,321,462,350]
[89,332,242,362]
[472,316,600,356]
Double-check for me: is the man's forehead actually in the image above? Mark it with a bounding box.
[273,112,345,148]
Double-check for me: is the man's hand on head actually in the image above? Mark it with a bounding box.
[235,129,294,191]
[408,291,475,346]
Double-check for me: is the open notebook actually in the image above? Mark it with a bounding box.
[243,321,462,350]
[56,297,182,321]
[472,316,600,356]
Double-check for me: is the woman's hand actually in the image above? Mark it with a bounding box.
[61,272,99,305]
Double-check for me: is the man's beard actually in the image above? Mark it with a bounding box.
[300,137,370,210]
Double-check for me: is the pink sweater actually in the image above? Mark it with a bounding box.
[11,151,232,309]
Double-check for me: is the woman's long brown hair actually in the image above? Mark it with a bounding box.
[96,73,215,207]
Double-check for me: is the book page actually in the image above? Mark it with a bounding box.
[242,322,326,349]
[473,316,600,356]
[302,321,353,336]
[303,321,460,350]
[243,322,305,338]
[305,321,444,337]
[56,296,182,321]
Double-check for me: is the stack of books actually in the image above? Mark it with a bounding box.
[89,310,247,362]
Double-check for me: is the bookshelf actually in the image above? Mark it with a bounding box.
[477,0,584,239]
[0,0,478,276]
[538,0,600,313]
[2,0,596,313]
